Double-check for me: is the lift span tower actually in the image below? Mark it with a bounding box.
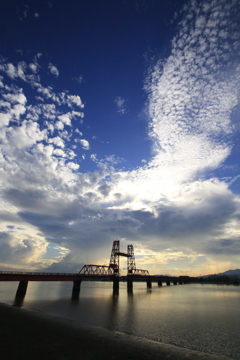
[79,240,149,277]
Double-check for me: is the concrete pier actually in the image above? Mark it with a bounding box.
[0,271,189,299]
[16,280,28,295]
[147,278,152,288]
[127,278,133,290]
[71,280,82,300]
[72,279,82,292]
[113,277,119,291]
[73,280,82,291]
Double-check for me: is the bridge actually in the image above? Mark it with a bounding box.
[0,240,189,297]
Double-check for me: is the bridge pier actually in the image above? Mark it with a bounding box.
[71,279,82,300]
[147,277,152,288]
[158,281,162,286]
[173,281,177,285]
[16,280,28,295]
[72,279,82,292]
[127,278,133,290]
[166,281,171,286]
[113,277,119,291]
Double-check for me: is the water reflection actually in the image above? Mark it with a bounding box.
[71,289,80,301]
[113,286,119,297]
[0,281,240,360]
[13,292,26,307]
[127,285,133,296]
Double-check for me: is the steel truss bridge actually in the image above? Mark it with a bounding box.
[0,240,189,296]
[79,239,149,277]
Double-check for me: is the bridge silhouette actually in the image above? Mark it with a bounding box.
[0,240,189,298]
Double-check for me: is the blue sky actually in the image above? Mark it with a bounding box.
[0,0,240,276]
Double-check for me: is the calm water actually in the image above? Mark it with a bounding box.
[0,281,239,359]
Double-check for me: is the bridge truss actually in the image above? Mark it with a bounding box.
[79,265,114,277]
[127,244,149,276]
[79,240,149,277]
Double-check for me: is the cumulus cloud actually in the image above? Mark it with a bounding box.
[53,148,66,157]
[57,111,84,128]
[75,138,90,150]
[48,136,65,148]
[0,0,240,274]
[67,161,80,170]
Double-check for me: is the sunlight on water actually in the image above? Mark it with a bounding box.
[0,281,239,359]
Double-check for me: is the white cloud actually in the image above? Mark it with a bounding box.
[114,96,127,115]
[6,63,18,79]
[53,148,66,157]
[3,91,27,105]
[49,136,65,148]
[29,63,38,73]
[48,63,59,77]
[0,0,240,273]
[75,128,83,136]
[73,75,84,84]
[90,154,97,161]
[0,75,4,88]
[0,113,11,128]
[57,111,83,128]
[23,5,29,19]
[67,161,79,170]
[66,95,84,108]
[55,120,64,130]
[6,120,47,149]
[76,138,90,150]
[58,113,72,126]
[35,96,44,102]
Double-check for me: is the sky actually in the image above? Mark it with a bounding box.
[0,0,240,276]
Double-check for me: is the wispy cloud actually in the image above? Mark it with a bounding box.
[73,75,84,84]
[114,96,128,115]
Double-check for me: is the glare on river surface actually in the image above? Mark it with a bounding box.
[0,281,239,359]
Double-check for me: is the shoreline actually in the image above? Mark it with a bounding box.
[0,302,235,360]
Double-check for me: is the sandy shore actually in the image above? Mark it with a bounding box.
[0,302,235,360]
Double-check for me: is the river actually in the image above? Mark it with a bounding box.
[0,281,239,359]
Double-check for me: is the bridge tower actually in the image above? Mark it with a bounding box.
[127,244,149,276]
[109,239,132,276]
[109,240,120,275]
[127,244,136,274]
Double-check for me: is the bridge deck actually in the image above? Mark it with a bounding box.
[0,271,188,282]
[0,271,80,281]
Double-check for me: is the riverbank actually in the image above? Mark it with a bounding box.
[0,302,235,360]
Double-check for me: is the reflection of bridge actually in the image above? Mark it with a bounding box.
[0,240,189,298]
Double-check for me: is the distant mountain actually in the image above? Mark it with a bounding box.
[200,269,240,278]
[220,269,240,276]
[153,274,173,277]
